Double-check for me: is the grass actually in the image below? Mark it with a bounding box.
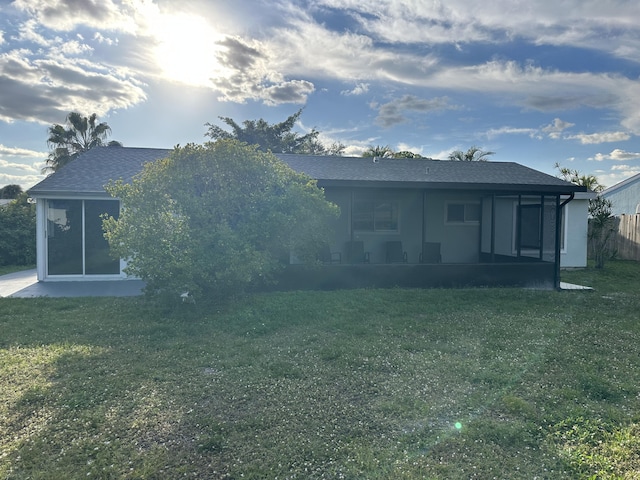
[1,261,639,479]
[0,265,34,276]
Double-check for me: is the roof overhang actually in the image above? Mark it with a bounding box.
[316,179,587,195]
[28,190,113,200]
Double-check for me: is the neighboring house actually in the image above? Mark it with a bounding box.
[28,147,586,290]
[602,172,640,216]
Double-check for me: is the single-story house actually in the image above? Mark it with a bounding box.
[602,172,640,216]
[28,146,587,290]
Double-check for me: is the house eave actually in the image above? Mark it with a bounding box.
[28,189,113,200]
[316,179,586,195]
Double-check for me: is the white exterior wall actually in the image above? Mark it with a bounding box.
[561,197,590,268]
[35,198,46,281]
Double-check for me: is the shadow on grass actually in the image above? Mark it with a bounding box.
[2,277,640,478]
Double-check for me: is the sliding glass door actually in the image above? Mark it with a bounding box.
[46,199,120,276]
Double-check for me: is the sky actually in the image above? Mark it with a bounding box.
[1,0,640,191]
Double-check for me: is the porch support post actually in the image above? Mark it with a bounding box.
[490,194,496,262]
[349,191,354,244]
[35,198,46,281]
[516,195,522,259]
[422,190,426,248]
[538,195,544,261]
[553,194,562,289]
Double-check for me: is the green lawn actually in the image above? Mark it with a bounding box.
[0,265,34,276]
[1,261,640,479]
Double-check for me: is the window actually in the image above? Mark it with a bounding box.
[46,199,120,276]
[446,203,480,224]
[353,200,399,232]
[519,204,541,249]
[518,201,559,254]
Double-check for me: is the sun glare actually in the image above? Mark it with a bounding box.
[154,13,223,87]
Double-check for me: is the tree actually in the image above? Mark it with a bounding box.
[103,140,339,301]
[0,193,35,266]
[362,146,426,159]
[205,109,332,154]
[555,163,614,268]
[43,112,120,174]
[555,163,603,193]
[392,151,424,159]
[588,195,615,269]
[0,184,23,199]
[297,137,346,156]
[362,145,394,158]
[448,146,494,162]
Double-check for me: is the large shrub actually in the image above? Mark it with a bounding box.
[0,193,36,266]
[104,141,339,300]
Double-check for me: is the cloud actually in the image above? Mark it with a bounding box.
[216,36,263,71]
[486,126,538,139]
[611,164,640,172]
[0,171,44,188]
[12,0,136,32]
[341,83,369,96]
[315,0,640,61]
[261,80,316,105]
[0,159,39,172]
[209,35,316,105]
[0,49,147,124]
[15,19,51,46]
[542,118,574,139]
[590,149,640,161]
[0,144,47,157]
[93,32,116,46]
[59,39,93,56]
[375,95,452,127]
[568,131,631,144]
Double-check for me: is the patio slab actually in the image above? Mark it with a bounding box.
[0,269,145,298]
[559,281,593,291]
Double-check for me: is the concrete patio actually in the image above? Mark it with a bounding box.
[0,269,145,298]
[0,268,592,298]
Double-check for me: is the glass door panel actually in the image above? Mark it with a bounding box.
[47,200,83,275]
[85,200,120,274]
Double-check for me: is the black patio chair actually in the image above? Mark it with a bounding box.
[419,242,442,263]
[385,240,408,263]
[346,240,370,264]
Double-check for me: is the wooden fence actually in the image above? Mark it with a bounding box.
[590,214,640,261]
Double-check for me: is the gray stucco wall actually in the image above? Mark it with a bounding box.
[312,188,589,267]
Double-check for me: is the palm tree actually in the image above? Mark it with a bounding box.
[362,145,394,158]
[554,163,603,192]
[448,146,494,162]
[42,112,119,174]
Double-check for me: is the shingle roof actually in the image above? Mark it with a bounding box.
[279,154,584,193]
[29,147,171,197]
[29,147,585,197]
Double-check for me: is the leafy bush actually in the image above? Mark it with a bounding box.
[104,141,339,301]
[0,193,36,266]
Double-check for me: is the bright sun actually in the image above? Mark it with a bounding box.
[153,13,223,87]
